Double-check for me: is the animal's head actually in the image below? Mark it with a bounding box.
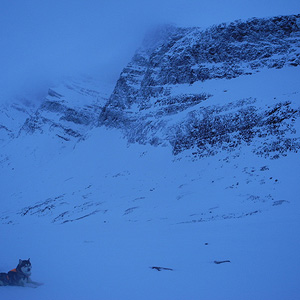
[18,258,32,276]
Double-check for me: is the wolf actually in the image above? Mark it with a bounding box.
[0,258,42,287]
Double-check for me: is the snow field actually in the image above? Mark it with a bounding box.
[1,125,300,299]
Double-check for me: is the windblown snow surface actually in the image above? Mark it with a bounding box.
[0,66,300,300]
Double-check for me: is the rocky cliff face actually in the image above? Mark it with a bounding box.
[1,15,300,159]
[100,14,300,158]
[17,77,112,144]
[0,101,36,143]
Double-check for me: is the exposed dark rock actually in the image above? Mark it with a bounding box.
[171,100,300,158]
[214,260,231,265]
[101,14,300,115]
[48,89,63,98]
[150,266,174,271]
[99,14,300,159]
[18,79,109,143]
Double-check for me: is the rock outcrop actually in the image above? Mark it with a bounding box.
[99,14,300,158]
[19,78,112,143]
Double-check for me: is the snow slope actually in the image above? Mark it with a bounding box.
[1,64,300,299]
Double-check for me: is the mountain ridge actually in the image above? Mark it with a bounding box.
[1,14,299,155]
[98,13,300,159]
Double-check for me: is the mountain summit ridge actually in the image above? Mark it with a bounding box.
[0,14,299,159]
[99,14,300,158]
[102,14,300,109]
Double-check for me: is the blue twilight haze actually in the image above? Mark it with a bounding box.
[0,0,299,102]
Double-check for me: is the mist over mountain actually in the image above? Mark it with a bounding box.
[1,0,299,105]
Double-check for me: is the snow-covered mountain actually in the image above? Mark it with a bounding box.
[0,101,35,143]
[100,14,300,158]
[19,76,113,144]
[0,14,300,300]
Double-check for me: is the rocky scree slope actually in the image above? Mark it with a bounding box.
[99,14,300,159]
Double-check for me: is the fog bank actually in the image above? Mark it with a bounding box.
[0,0,299,104]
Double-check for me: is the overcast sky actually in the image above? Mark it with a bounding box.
[0,0,299,103]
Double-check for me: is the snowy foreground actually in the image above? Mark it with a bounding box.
[1,66,300,299]
[0,126,299,300]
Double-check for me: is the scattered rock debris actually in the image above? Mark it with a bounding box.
[150,266,174,272]
[214,260,231,265]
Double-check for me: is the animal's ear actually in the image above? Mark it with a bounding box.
[28,258,30,262]
[19,259,22,264]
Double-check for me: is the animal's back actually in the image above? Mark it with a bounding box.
[0,272,9,286]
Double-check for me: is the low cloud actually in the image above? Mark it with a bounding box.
[0,0,299,104]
